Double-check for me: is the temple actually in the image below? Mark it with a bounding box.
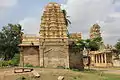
[39,2,69,68]
[88,24,115,67]
[19,2,83,69]
[19,2,120,69]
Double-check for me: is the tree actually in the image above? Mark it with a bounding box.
[114,39,120,59]
[115,40,120,51]
[62,9,71,36]
[0,24,23,60]
[62,9,71,26]
[76,39,86,50]
[76,38,100,51]
[115,39,120,55]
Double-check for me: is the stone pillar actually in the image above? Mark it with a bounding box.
[104,53,107,63]
[98,54,100,63]
[65,45,69,68]
[40,44,44,67]
[20,47,24,67]
[96,54,98,63]
[101,54,103,63]
[38,46,40,66]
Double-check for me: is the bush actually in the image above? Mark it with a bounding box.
[10,54,20,66]
[57,66,65,69]
[25,63,33,67]
[16,76,26,80]
[0,54,20,67]
[0,61,9,66]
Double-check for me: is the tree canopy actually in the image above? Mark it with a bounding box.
[0,24,23,60]
[115,39,120,54]
[76,37,102,51]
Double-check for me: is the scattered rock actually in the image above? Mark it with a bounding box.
[58,76,64,80]
[32,70,40,78]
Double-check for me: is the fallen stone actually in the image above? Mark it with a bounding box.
[32,70,40,78]
[14,68,23,73]
[24,68,33,72]
[58,76,64,80]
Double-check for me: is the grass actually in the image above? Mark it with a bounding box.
[71,69,120,80]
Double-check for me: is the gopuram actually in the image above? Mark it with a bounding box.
[88,24,115,67]
[19,2,84,70]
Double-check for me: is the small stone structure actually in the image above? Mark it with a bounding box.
[89,50,113,67]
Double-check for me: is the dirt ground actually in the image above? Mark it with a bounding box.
[0,67,120,80]
[0,68,84,80]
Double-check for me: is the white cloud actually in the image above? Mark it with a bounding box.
[0,0,18,7]
[17,0,120,45]
[0,0,18,20]
[62,0,120,45]
[19,17,40,35]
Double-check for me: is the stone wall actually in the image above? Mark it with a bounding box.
[39,41,69,68]
[20,46,39,66]
[69,48,84,70]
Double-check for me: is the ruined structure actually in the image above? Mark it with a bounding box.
[19,2,84,70]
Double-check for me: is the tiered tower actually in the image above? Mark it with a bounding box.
[40,2,67,41]
[69,32,82,41]
[39,2,69,68]
[90,24,101,39]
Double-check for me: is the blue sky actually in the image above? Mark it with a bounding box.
[0,0,120,45]
[0,0,65,28]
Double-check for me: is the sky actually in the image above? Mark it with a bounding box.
[0,0,120,45]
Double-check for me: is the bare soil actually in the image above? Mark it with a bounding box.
[0,68,84,80]
[0,67,120,80]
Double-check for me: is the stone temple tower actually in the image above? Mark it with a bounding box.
[39,2,69,68]
[90,24,101,39]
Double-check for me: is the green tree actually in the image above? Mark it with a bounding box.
[62,9,71,37]
[76,37,102,51]
[0,24,23,60]
[115,39,120,54]
[62,9,71,26]
[115,40,120,50]
[114,39,120,59]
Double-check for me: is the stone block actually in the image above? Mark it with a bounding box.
[58,76,64,80]
[32,70,40,78]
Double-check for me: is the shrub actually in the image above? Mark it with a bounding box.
[0,54,20,67]
[57,66,65,69]
[1,61,9,66]
[11,54,20,66]
[16,76,26,80]
[25,63,33,67]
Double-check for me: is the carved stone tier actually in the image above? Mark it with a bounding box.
[90,24,101,39]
